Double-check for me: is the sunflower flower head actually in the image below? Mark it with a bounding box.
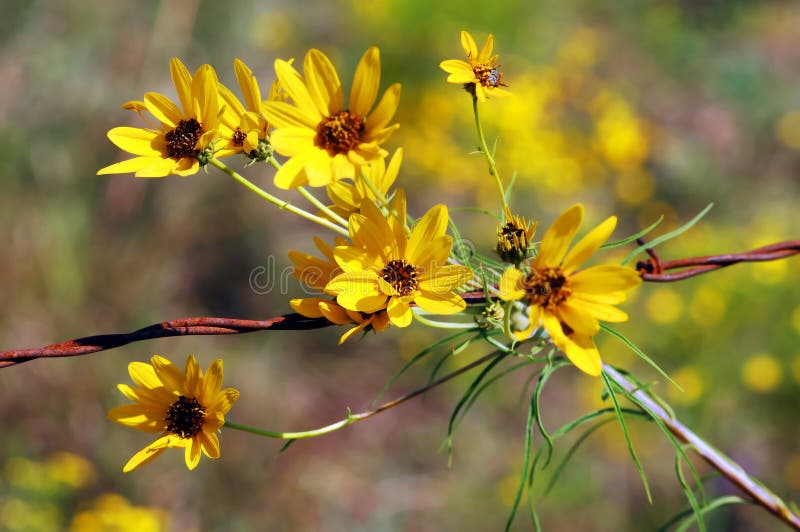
[98,58,222,178]
[326,148,402,220]
[497,207,537,265]
[439,31,510,102]
[108,355,239,472]
[216,59,290,161]
[325,193,473,328]
[498,204,642,376]
[289,236,391,343]
[262,47,401,189]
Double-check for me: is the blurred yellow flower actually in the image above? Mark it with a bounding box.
[97,58,221,178]
[289,236,391,343]
[70,494,169,532]
[326,148,402,220]
[645,288,683,324]
[326,196,473,327]
[108,355,239,472]
[263,47,401,188]
[666,366,705,406]
[440,31,510,102]
[741,353,782,393]
[498,204,641,376]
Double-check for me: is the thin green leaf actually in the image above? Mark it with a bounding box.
[370,329,479,407]
[278,439,296,454]
[674,448,705,532]
[601,324,682,391]
[533,363,561,469]
[449,206,503,222]
[446,352,510,465]
[659,496,751,532]
[622,203,714,265]
[505,386,538,532]
[601,371,653,502]
[504,171,519,204]
[601,216,663,249]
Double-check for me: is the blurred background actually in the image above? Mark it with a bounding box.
[1,0,799,530]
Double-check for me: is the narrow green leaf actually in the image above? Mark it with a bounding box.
[622,203,714,265]
[601,324,682,391]
[601,215,663,249]
[601,371,653,502]
[505,387,537,531]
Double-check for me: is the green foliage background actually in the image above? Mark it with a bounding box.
[0,0,798,530]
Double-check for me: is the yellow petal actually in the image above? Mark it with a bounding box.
[557,300,600,336]
[318,300,355,325]
[387,297,413,327]
[569,265,642,294]
[150,355,186,395]
[291,297,325,318]
[273,149,311,189]
[128,360,161,389]
[184,355,202,398]
[537,204,584,268]
[105,127,162,156]
[568,296,630,323]
[143,92,182,127]
[418,265,472,293]
[460,30,479,59]
[337,291,388,313]
[512,305,540,342]
[185,438,202,470]
[477,34,494,63]
[136,157,182,178]
[304,148,335,187]
[273,58,323,123]
[234,58,262,112]
[562,216,617,274]
[210,388,239,415]
[350,47,380,117]
[199,430,221,459]
[122,434,177,473]
[365,83,401,133]
[202,359,224,405]
[97,156,164,176]
[192,64,220,127]
[407,204,448,265]
[262,100,318,129]
[304,49,344,117]
[107,404,166,432]
[415,291,466,314]
[498,267,526,301]
[170,58,193,114]
[542,312,602,376]
[338,319,371,344]
[412,235,453,274]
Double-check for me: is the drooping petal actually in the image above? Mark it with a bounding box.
[105,127,162,156]
[317,300,355,325]
[97,156,163,176]
[561,216,617,274]
[291,297,325,318]
[338,318,371,344]
[541,312,602,376]
[185,438,203,470]
[387,297,413,327]
[122,434,176,473]
[107,404,166,432]
[537,204,584,268]
[557,299,600,336]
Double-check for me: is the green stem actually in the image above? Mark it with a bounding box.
[472,95,507,211]
[297,186,350,228]
[413,311,478,329]
[224,348,504,440]
[209,158,349,238]
[360,166,411,232]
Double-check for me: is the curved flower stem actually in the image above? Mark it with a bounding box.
[472,95,507,212]
[603,364,800,530]
[224,349,504,439]
[360,166,411,232]
[209,158,349,237]
[412,311,478,329]
[296,186,350,228]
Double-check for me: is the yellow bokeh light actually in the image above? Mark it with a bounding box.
[791,305,800,334]
[645,288,683,324]
[615,170,655,206]
[776,111,800,150]
[785,454,800,491]
[741,353,783,393]
[689,286,726,326]
[750,259,787,285]
[666,366,705,406]
[791,354,800,384]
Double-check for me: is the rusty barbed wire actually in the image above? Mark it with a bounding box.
[1,239,798,367]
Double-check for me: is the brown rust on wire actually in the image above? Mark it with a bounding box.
[636,239,800,282]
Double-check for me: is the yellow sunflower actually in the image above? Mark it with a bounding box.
[326,147,402,220]
[216,58,287,158]
[498,204,641,376]
[439,31,510,102]
[262,47,401,189]
[108,355,239,472]
[326,195,473,327]
[289,236,391,343]
[97,58,221,178]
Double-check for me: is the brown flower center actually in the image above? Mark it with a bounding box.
[522,267,571,310]
[232,127,247,147]
[315,110,365,156]
[473,64,504,88]
[381,259,419,296]
[164,395,206,438]
[165,118,204,159]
